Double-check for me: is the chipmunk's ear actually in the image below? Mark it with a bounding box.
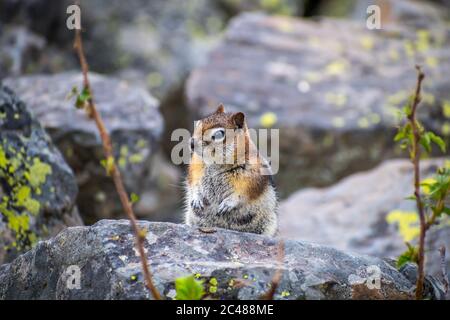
[216,104,225,113]
[232,112,245,129]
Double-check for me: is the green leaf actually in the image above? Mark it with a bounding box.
[209,286,217,293]
[443,207,450,216]
[403,101,412,117]
[428,132,446,153]
[75,87,91,109]
[175,275,204,300]
[66,86,79,100]
[394,130,405,142]
[422,168,450,201]
[394,123,410,142]
[397,243,419,269]
[100,156,115,176]
[420,133,432,153]
[130,193,139,204]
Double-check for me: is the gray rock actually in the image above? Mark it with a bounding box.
[50,1,211,102]
[389,0,450,26]
[0,83,82,265]
[0,0,310,106]
[0,26,46,78]
[0,0,307,150]
[186,12,450,196]
[0,219,444,300]
[0,0,78,78]
[4,72,165,223]
[279,158,450,294]
[0,0,66,39]
[218,0,304,16]
[315,0,450,25]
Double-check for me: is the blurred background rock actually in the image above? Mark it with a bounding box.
[0,0,449,282]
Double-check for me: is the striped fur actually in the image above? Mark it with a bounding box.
[185,105,278,236]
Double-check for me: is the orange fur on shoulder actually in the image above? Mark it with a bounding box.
[230,168,268,201]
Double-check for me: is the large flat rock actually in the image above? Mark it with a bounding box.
[279,158,450,291]
[186,12,450,196]
[0,220,445,300]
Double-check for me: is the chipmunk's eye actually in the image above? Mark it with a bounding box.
[212,128,225,141]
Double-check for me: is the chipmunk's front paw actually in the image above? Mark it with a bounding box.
[217,197,239,215]
[191,195,208,215]
[191,198,204,215]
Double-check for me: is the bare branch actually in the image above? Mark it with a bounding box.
[439,246,449,295]
[73,24,161,299]
[408,65,426,300]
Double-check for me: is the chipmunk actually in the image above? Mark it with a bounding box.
[185,104,278,236]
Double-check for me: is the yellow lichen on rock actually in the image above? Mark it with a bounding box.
[386,210,420,242]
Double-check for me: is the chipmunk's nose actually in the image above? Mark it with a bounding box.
[190,138,195,151]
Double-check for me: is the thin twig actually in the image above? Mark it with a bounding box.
[407,65,426,300]
[260,240,285,300]
[439,246,449,295]
[73,25,161,300]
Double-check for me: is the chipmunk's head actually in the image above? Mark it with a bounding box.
[190,104,248,165]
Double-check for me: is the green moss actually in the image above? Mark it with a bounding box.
[7,214,30,235]
[147,72,163,89]
[415,29,430,53]
[129,153,144,164]
[27,158,52,188]
[135,139,147,149]
[442,123,450,136]
[0,142,52,251]
[0,148,7,169]
[357,117,370,129]
[118,157,127,169]
[120,145,129,157]
[281,290,290,297]
[15,185,40,215]
[118,145,129,168]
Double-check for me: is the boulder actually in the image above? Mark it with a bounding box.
[186,12,450,196]
[316,0,449,26]
[279,158,450,291]
[0,83,82,265]
[0,0,67,40]
[4,73,168,224]
[0,219,445,300]
[0,0,78,78]
[0,25,46,78]
[76,0,227,100]
[1,0,224,99]
[351,0,450,29]
[0,0,308,160]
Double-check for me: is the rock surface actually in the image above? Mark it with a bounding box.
[77,0,226,100]
[0,0,307,96]
[0,84,82,265]
[0,219,445,300]
[4,73,168,223]
[376,0,449,28]
[186,12,450,196]
[279,158,450,289]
